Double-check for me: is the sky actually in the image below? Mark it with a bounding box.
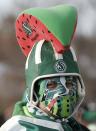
[0,0,96,37]
[0,0,14,17]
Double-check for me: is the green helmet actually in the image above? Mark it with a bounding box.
[15,4,85,119]
[25,40,85,105]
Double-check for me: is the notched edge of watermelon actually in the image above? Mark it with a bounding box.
[16,13,70,57]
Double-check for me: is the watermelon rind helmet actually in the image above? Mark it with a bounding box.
[15,4,85,119]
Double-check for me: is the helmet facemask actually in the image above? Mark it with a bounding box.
[32,75,85,119]
[25,40,85,120]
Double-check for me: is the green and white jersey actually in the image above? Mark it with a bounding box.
[0,115,67,131]
[0,101,89,131]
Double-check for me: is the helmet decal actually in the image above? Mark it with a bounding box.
[54,60,67,73]
[22,21,32,36]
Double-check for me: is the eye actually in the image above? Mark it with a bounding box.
[47,80,57,90]
[66,80,73,90]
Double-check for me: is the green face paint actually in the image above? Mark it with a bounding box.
[38,76,81,119]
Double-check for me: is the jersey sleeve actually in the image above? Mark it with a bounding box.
[0,115,65,131]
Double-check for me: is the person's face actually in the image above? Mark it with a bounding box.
[38,76,81,119]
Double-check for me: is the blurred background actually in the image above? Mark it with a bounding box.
[0,0,96,128]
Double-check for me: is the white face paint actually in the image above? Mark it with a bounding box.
[60,76,69,94]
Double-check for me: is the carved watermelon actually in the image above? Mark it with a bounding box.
[15,5,77,57]
[16,14,69,57]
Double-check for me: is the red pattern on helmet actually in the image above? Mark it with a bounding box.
[16,14,69,57]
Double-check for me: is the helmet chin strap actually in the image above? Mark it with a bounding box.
[39,102,52,116]
[37,92,60,117]
[39,101,59,118]
[39,101,66,121]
